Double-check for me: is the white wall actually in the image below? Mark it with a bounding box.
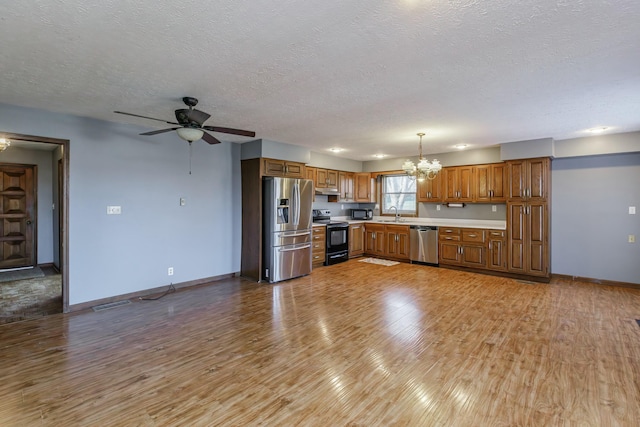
[0,103,240,305]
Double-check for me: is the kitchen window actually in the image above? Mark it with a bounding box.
[381,174,417,215]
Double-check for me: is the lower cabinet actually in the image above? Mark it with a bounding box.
[349,223,365,258]
[312,225,326,267]
[364,223,410,261]
[439,227,507,271]
[364,223,386,257]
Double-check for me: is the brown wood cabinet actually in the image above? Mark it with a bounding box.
[507,201,548,277]
[355,172,375,202]
[507,157,550,201]
[315,168,338,189]
[487,229,507,271]
[349,223,365,258]
[385,225,411,260]
[312,225,326,267]
[438,226,511,272]
[262,158,305,178]
[339,171,355,202]
[443,166,473,202]
[417,173,442,202]
[364,223,410,261]
[364,223,385,257]
[474,163,507,202]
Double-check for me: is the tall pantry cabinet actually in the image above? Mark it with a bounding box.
[506,157,551,279]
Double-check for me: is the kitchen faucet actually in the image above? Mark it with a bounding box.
[389,206,400,222]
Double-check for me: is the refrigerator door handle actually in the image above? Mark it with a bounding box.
[281,231,311,238]
[279,244,311,252]
[292,181,300,226]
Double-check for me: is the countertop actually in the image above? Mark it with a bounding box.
[324,216,507,230]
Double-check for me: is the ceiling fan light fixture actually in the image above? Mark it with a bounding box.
[176,128,204,142]
[0,138,11,151]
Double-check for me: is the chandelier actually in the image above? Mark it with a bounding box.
[0,138,10,151]
[401,133,442,181]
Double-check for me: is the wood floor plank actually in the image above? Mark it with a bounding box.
[1,261,640,425]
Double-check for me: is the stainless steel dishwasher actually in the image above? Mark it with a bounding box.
[410,225,438,265]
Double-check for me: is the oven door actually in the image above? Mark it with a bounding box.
[326,225,349,253]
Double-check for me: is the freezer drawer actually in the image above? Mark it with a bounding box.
[410,225,439,265]
[265,242,312,283]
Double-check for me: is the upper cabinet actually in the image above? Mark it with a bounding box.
[474,163,508,203]
[315,168,338,189]
[339,171,355,202]
[262,158,305,178]
[354,172,375,202]
[507,157,550,201]
[417,173,442,202]
[443,166,473,202]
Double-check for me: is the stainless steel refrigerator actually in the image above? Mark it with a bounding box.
[263,177,313,283]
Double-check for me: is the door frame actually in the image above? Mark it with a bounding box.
[0,132,70,312]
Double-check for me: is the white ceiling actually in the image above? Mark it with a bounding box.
[1,1,639,161]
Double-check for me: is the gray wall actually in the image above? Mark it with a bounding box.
[0,146,55,264]
[0,103,241,305]
[552,153,640,284]
[241,138,310,163]
[363,146,502,172]
[309,151,363,172]
[419,203,507,220]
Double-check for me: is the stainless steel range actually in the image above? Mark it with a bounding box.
[312,209,349,265]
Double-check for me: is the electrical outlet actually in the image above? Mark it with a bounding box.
[180,198,186,206]
[168,267,174,276]
[436,205,441,211]
[107,206,121,215]
[492,205,497,212]
[630,206,636,215]
[629,235,636,243]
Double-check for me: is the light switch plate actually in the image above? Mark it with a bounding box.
[630,206,636,215]
[492,205,497,212]
[180,198,186,206]
[436,205,441,211]
[629,235,636,243]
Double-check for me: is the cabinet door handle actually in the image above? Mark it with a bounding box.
[468,234,477,237]
[428,191,432,198]
[489,241,492,250]
[445,237,453,240]
[396,235,399,242]
[353,226,360,229]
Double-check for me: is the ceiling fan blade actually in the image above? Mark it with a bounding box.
[140,127,180,136]
[201,131,222,145]
[114,111,180,125]
[203,126,255,138]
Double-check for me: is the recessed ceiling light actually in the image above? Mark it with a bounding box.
[373,154,386,158]
[587,127,609,133]
[329,147,343,153]
[454,144,468,150]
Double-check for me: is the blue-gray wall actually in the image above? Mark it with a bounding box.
[0,103,241,305]
[551,153,640,283]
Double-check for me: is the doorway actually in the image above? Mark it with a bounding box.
[0,132,69,321]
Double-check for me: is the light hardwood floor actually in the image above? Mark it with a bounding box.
[1,261,639,426]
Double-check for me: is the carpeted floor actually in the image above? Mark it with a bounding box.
[0,275,62,324]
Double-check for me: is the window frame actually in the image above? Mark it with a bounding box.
[379,172,418,217]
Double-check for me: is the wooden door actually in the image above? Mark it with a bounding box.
[349,224,364,258]
[528,158,549,200]
[0,164,36,269]
[527,202,548,276]
[487,230,507,271]
[397,228,411,260]
[443,167,458,201]
[326,170,338,188]
[262,158,285,176]
[460,244,486,268]
[458,166,473,201]
[316,169,328,188]
[474,164,491,202]
[490,163,507,201]
[439,242,461,264]
[284,161,305,178]
[507,201,526,273]
[417,173,442,202]
[507,160,526,200]
[355,173,371,202]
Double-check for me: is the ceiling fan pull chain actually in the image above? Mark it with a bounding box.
[189,141,193,175]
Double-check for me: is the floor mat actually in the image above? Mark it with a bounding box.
[358,257,400,267]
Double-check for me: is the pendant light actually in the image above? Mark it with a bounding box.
[401,133,441,181]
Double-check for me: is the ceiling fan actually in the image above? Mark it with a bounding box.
[114,97,256,144]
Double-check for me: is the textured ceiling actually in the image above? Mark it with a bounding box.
[1,1,639,161]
